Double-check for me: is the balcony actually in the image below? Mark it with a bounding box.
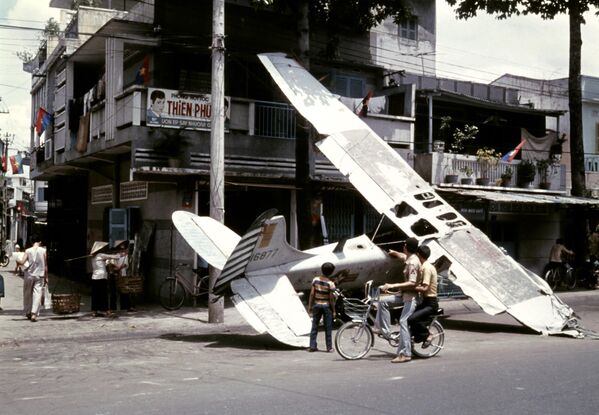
[585,154,599,192]
[417,152,567,192]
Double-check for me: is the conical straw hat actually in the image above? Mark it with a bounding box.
[90,241,108,255]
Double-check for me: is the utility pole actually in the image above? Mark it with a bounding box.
[1,95,12,254]
[0,131,11,255]
[208,0,225,323]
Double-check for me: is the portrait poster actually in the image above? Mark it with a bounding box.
[146,88,230,130]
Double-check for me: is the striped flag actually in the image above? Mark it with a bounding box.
[501,139,526,162]
[35,107,53,135]
[9,155,18,174]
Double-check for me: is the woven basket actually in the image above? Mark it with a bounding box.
[116,275,143,294]
[52,293,81,314]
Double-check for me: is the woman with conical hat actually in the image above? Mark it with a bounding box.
[90,241,122,317]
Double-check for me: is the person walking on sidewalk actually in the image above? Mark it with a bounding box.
[90,242,121,317]
[18,235,47,322]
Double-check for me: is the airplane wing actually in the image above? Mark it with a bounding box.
[258,52,580,336]
[172,211,241,270]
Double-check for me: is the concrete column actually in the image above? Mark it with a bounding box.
[105,37,124,141]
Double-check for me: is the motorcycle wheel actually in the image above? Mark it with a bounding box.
[0,254,9,267]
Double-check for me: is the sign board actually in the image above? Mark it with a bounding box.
[146,88,230,130]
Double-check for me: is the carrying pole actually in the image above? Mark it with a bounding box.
[209,0,225,323]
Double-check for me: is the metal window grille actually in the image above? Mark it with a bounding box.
[120,181,148,202]
[254,101,296,139]
[91,184,113,205]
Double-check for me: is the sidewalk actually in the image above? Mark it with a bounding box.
[0,267,250,348]
[1,264,597,347]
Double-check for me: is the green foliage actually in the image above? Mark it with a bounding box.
[517,159,536,182]
[43,18,60,38]
[15,50,34,63]
[502,166,513,178]
[72,0,103,10]
[536,158,552,182]
[445,0,599,20]
[460,166,473,177]
[252,0,412,33]
[449,124,478,153]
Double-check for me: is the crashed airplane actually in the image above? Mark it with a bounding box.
[173,53,583,347]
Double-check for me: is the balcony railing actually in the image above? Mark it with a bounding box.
[254,100,296,139]
[423,152,566,190]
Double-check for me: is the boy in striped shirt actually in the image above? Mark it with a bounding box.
[308,262,337,352]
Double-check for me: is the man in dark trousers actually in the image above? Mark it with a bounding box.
[409,245,438,347]
[308,262,337,352]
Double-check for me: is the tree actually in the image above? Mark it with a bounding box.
[446,0,599,198]
[252,0,412,67]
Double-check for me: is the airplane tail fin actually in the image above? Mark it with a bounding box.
[213,209,313,294]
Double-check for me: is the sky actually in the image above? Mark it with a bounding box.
[0,1,598,151]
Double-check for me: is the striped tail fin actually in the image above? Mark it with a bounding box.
[213,209,278,295]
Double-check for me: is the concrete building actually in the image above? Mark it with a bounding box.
[25,0,435,296]
[26,0,597,297]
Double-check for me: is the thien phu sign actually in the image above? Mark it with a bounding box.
[146,88,230,130]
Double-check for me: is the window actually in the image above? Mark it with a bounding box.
[333,75,365,98]
[596,123,599,152]
[37,187,48,201]
[91,185,113,205]
[399,17,418,41]
[120,181,148,202]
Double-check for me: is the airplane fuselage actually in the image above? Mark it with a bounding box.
[248,235,405,292]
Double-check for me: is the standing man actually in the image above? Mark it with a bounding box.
[378,237,420,363]
[18,235,47,322]
[409,245,438,347]
[308,262,337,353]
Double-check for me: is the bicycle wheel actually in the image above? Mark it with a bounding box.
[335,321,374,360]
[565,269,577,290]
[191,275,210,306]
[544,268,559,291]
[159,278,186,310]
[412,320,444,358]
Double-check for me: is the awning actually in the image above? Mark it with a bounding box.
[437,187,599,206]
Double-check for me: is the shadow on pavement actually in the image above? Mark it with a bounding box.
[442,318,536,335]
[158,332,298,351]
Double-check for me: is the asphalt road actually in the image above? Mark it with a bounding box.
[1,304,598,415]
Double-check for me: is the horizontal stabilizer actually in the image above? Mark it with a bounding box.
[231,274,310,348]
[172,211,241,270]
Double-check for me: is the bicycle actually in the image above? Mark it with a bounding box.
[159,263,210,310]
[544,262,576,291]
[334,285,445,360]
